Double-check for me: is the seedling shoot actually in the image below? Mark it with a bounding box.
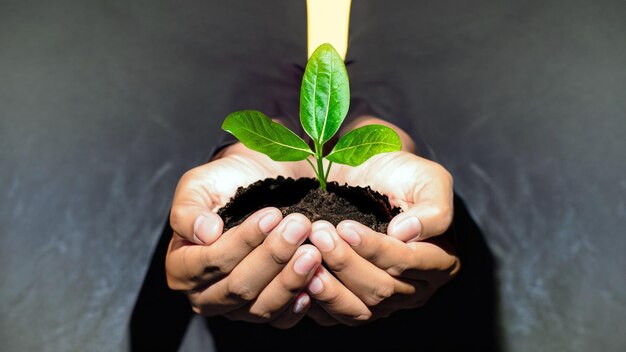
[222,43,401,191]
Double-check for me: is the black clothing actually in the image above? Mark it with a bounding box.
[130,0,626,351]
[3,0,625,350]
[133,2,497,351]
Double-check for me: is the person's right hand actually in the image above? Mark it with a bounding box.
[165,143,322,328]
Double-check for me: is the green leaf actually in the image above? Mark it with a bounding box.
[300,43,350,145]
[326,125,402,166]
[222,110,313,161]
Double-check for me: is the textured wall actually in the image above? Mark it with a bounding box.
[0,1,305,351]
[348,1,626,351]
[1,1,625,351]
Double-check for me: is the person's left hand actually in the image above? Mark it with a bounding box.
[304,120,461,325]
[305,219,459,325]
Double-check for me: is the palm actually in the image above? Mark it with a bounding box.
[326,150,453,241]
[184,143,314,213]
[328,151,430,210]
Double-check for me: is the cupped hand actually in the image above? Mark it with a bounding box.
[306,123,459,325]
[165,143,321,328]
[306,220,459,326]
[169,142,313,245]
[329,150,454,242]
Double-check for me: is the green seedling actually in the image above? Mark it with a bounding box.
[222,43,401,191]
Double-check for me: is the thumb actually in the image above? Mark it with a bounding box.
[170,204,224,245]
[387,200,453,242]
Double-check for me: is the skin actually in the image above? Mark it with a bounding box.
[165,117,460,328]
[166,143,319,328]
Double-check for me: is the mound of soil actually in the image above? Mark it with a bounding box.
[218,176,401,233]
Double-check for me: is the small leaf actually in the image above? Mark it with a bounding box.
[222,110,313,161]
[326,125,401,166]
[300,43,350,145]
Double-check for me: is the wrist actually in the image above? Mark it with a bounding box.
[342,115,417,154]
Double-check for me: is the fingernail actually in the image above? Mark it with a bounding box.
[194,213,220,244]
[282,220,308,245]
[259,210,280,234]
[308,276,324,294]
[294,250,317,275]
[392,216,421,242]
[292,293,310,314]
[340,223,362,246]
[310,230,335,252]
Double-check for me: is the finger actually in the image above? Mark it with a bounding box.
[223,292,312,327]
[309,221,414,307]
[171,208,223,245]
[307,302,339,326]
[225,291,313,328]
[270,292,312,329]
[306,266,372,326]
[337,220,460,281]
[387,163,453,242]
[246,245,321,322]
[406,241,461,283]
[169,167,226,244]
[193,213,311,314]
[369,282,432,317]
[165,207,282,291]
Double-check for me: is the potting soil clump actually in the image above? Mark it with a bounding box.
[218,176,400,233]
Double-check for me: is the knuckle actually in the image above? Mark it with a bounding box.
[203,251,231,275]
[279,272,303,294]
[365,279,395,307]
[187,294,221,317]
[327,249,350,273]
[186,290,204,305]
[387,263,407,277]
[165,273,186,292]
[191,305,202,315]
[266,243,292,266]
[248,307,274,322]
[439,257,461,281]
[169,205,186,231]
[449,257,461,276]
[240,230,264,250]
[356,311,373,321]
[320,289,342,306]
[345,312,373,326]
[227,278,257,302]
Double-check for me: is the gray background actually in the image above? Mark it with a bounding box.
[1,0,625,351]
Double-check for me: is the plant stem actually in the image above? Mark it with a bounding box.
[316,155,326,190]
[324,161,333,182]
[313,140,327,191]
[305,158,318,178]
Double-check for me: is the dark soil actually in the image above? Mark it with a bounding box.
[218,176,401,233]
